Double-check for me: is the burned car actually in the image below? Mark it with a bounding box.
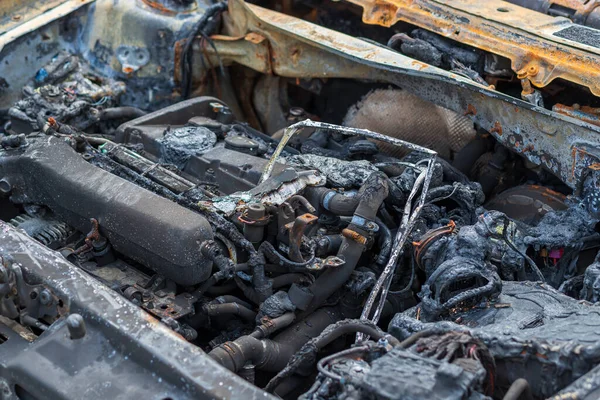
[3,0,600,399]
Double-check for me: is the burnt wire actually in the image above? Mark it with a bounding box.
[264,319,395,393]
[316,346,369,382]
[181,2,228,99]
[258,120,437,341]
[483,215,545,282]
[388,256,415,295]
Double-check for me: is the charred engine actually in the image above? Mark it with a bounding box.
[3,89,600,399]
[5,2,600,398]
[0,89,488,393]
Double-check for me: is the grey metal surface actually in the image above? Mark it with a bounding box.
[0,220,273,399]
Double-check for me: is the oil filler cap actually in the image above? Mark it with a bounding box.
[225,136,260,156]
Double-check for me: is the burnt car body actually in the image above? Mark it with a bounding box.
[3,0,600,399]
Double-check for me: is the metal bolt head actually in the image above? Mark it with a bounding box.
[66,314,86,340]
[0,179,11,197]
[247,203,266,220]
[39,289,52,305]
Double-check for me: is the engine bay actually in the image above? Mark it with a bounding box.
[3,1,600,399]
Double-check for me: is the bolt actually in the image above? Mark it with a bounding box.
[66,314,86,340]
[247,203,266,220]
[289,107,306,117]
[39,289,52,306]
[0,179,11,197]
[527,65,539,76]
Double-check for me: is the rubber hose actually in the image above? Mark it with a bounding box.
[312,321,400,349]
[209,307,341,372]
[302,173,389,313]
[203,302,257,322]
[375,217,392,266]
[503,378,533,400]
[251,312,296,338]
[272,273,309,289]
[305,187,359,216]
[259,241,317,271]
[211,295,254,310]
[99,107,147,121]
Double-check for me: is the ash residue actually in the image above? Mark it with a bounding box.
[287,153,378,188]
[524,203,598,249]
[158,126,217,169]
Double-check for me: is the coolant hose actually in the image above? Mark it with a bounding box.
[250,312,296,338]
[211,295,254,310]
[208,307,342,372]
[203,302,257,322]
[302,173,389,313]
[305,186,359,216]
[375,217,392,266]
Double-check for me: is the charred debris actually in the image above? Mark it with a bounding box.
[3,1,600,400]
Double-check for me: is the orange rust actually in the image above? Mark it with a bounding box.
[245,32,266,44]
[546,0,600,16]
[554,103,600,127]
[490,121,503,136]
[211,34,245,41]
[141,0,198,14]
[527,65,539,76]
[141,0,175,14]
[345,0,600,96]
[520,78,535,95]
[413,221,456,269]
[145,312,187,339]
[464,104,476,116]
[342,228,368,245]
[411,60,429,70]
[291,48,300,64]
[570,146,595,178]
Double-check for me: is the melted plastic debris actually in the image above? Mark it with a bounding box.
[9,52,126,131]
[524,203,598,249]
[287,154,378,188]
[256,291,296,322]
[158,126,217,169]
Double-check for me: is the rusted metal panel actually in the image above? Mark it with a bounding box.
[554,104,600,127]
[198,0,600,191]
[0,0,69,35]
[344,0,600,96]
[0,0,96,52]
